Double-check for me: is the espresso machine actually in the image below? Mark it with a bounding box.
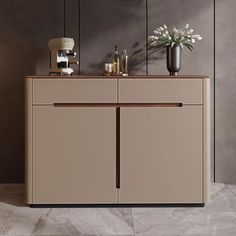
[48,37,79,75]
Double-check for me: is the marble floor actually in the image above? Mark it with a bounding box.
[0,184,236,236]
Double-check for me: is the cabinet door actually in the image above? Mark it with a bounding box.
[33,106,116,204]
[120,106,202,203]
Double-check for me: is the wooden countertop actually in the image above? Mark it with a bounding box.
[25,75,210,79]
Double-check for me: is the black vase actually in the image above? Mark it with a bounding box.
[166,45,181,76]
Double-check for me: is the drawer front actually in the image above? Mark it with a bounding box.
[119,79,202,104]
[33,79,117,104]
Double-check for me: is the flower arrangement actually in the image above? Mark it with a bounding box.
[148,24,202,51]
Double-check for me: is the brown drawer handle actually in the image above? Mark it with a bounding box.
[53,103,183,107]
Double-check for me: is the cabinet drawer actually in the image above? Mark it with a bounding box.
[119,79,202,104]
[33,79,117,104]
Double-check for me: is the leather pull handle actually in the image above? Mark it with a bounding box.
[53,103,183,108]
[116,107,120,189]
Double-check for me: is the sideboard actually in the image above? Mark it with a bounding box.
[25,75,211,206]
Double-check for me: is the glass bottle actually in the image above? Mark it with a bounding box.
[112,45,120,75]
[121,49,128,76]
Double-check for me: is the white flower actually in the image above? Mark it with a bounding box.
[149,36,159,40]
[173,27,179,33]
[150,41,157,46]
[163,30,168,35]
[185,24,189,29]
[191,34,202,40]
[187,29,194,34]
[148,23,202,50]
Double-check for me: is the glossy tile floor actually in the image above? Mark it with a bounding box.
[0,183,236,236]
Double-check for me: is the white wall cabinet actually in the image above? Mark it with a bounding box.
[25,76,211,205]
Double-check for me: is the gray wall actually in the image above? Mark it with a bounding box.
[215,0,236,183]
[80,0,146,75]
[0,0,233,184]
[0,0,64,182]
[148,0,213,76]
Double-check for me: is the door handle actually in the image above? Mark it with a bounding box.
[53,103,183,107]
[116,107,120,189]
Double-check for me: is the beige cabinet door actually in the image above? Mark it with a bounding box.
[120,106,203,203]
[33,106,116,204]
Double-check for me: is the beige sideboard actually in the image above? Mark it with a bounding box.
[25,75,211,206]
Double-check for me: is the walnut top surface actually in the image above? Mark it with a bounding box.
[25,75,210,79]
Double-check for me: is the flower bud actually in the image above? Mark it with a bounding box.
[185,24,189,29]
[188,29,194,34]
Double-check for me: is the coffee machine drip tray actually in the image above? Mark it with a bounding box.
[49,68,73,76]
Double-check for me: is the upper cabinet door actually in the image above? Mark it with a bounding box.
[120,106,202,203]
[33,106,116,204]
